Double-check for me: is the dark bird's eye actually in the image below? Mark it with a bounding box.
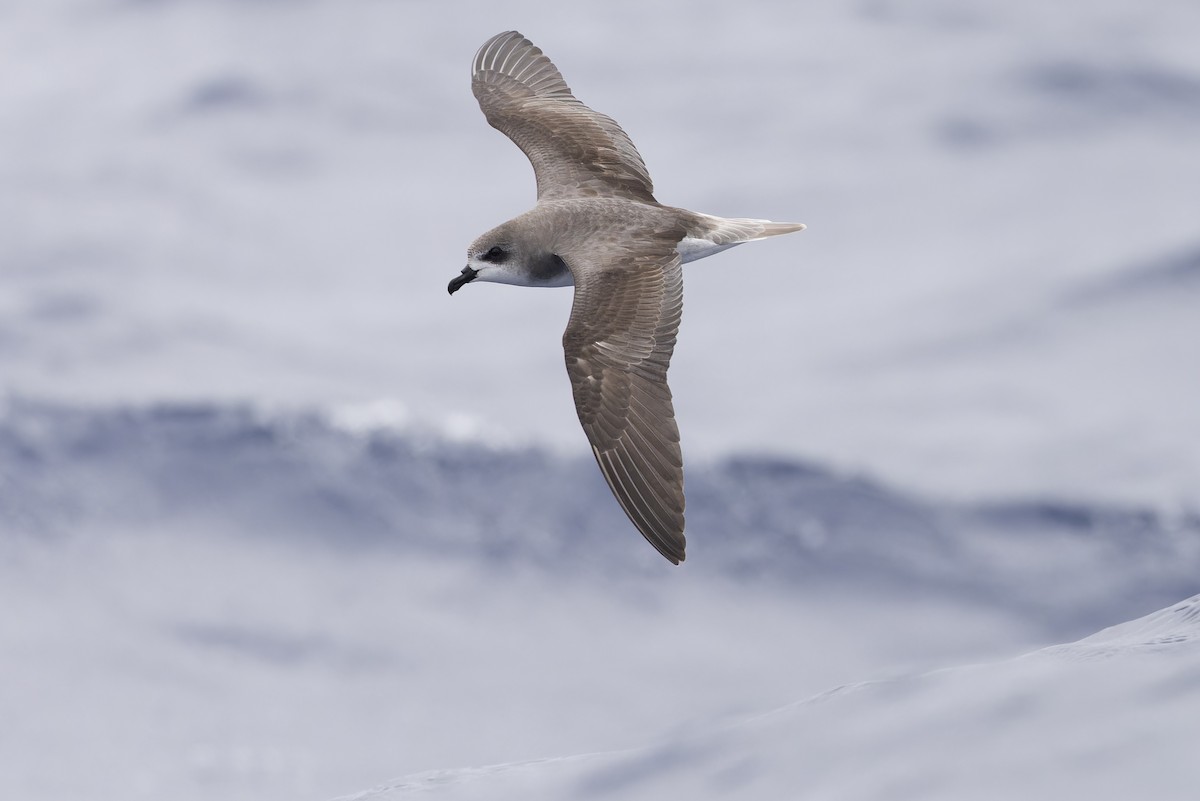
[481,245,507,263]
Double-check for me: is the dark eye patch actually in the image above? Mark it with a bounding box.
[480,245,507,263]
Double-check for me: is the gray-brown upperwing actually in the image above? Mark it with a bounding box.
[472,31,657,203]
[562,232,686,563]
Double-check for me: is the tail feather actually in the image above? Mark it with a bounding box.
[690,213,806,246]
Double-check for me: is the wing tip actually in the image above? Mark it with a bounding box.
[645,532,686,565]
[592,447,687,565]
[472,30,572,98]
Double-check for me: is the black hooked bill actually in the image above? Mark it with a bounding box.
[447,266,478,295]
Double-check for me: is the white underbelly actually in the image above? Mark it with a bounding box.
[676,237,741,264]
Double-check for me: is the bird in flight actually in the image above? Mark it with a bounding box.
[449,31,805,563]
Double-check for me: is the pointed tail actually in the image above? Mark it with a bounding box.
[690,213,807,245]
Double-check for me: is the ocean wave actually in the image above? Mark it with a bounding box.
[1,397,1196,631]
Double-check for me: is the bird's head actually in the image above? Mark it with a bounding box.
[449,224,573,294]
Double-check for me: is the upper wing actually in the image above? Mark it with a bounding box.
[562,236,686,563]
[472,31,656,203]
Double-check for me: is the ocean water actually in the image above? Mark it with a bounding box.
[1,2,1198,799]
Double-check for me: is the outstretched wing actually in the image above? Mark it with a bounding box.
[562,235,686,563]
[472,31,656,203]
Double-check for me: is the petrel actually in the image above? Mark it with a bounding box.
[449,31,805,564]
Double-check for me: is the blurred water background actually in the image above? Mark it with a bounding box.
[1,1,1198,799]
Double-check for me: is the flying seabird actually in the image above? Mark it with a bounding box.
[449,31,805,564]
